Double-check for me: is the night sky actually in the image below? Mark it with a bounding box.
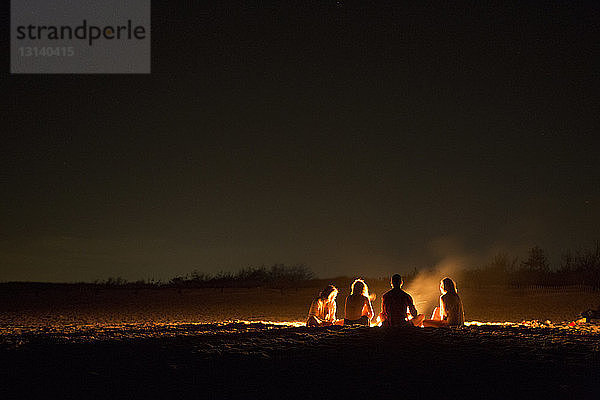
[2,2,599,282]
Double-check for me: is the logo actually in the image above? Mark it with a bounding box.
[11,0,151,74]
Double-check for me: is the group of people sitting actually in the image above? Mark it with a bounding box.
[306,274,464,328]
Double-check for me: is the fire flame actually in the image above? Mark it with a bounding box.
[370,315,382,327]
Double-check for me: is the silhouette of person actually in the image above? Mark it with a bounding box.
[344,279,374,326]
[306,285,339,326]
[423,277,465,327]
[379,274,425,327]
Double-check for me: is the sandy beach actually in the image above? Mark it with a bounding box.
[1,285,599,399]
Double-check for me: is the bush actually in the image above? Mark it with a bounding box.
[460,243,600,289]
[167,264,315,289]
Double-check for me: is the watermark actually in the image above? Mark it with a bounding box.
[11,0,150,74]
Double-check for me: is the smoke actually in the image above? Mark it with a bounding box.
[403,256,467,315]
[402,236,474,315]
[402,236,544,316]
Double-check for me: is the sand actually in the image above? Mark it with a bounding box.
[1,285,599,399]
[1,285,598,325]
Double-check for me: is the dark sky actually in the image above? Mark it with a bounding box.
[2,2,599,282]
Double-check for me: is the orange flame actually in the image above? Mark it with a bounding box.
[370,315,382,327]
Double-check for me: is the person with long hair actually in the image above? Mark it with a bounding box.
[344,279,374,326]
[306,285,339,327]
[379,274,425,327]
[423,277,465,327]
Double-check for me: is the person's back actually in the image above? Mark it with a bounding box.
[441,291,464,326]
[381,287,416,327]
[345,293,368,320]
[380,274,423,327]
[344,279,374,326]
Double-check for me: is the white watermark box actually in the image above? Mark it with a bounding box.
[11,0,150,73]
